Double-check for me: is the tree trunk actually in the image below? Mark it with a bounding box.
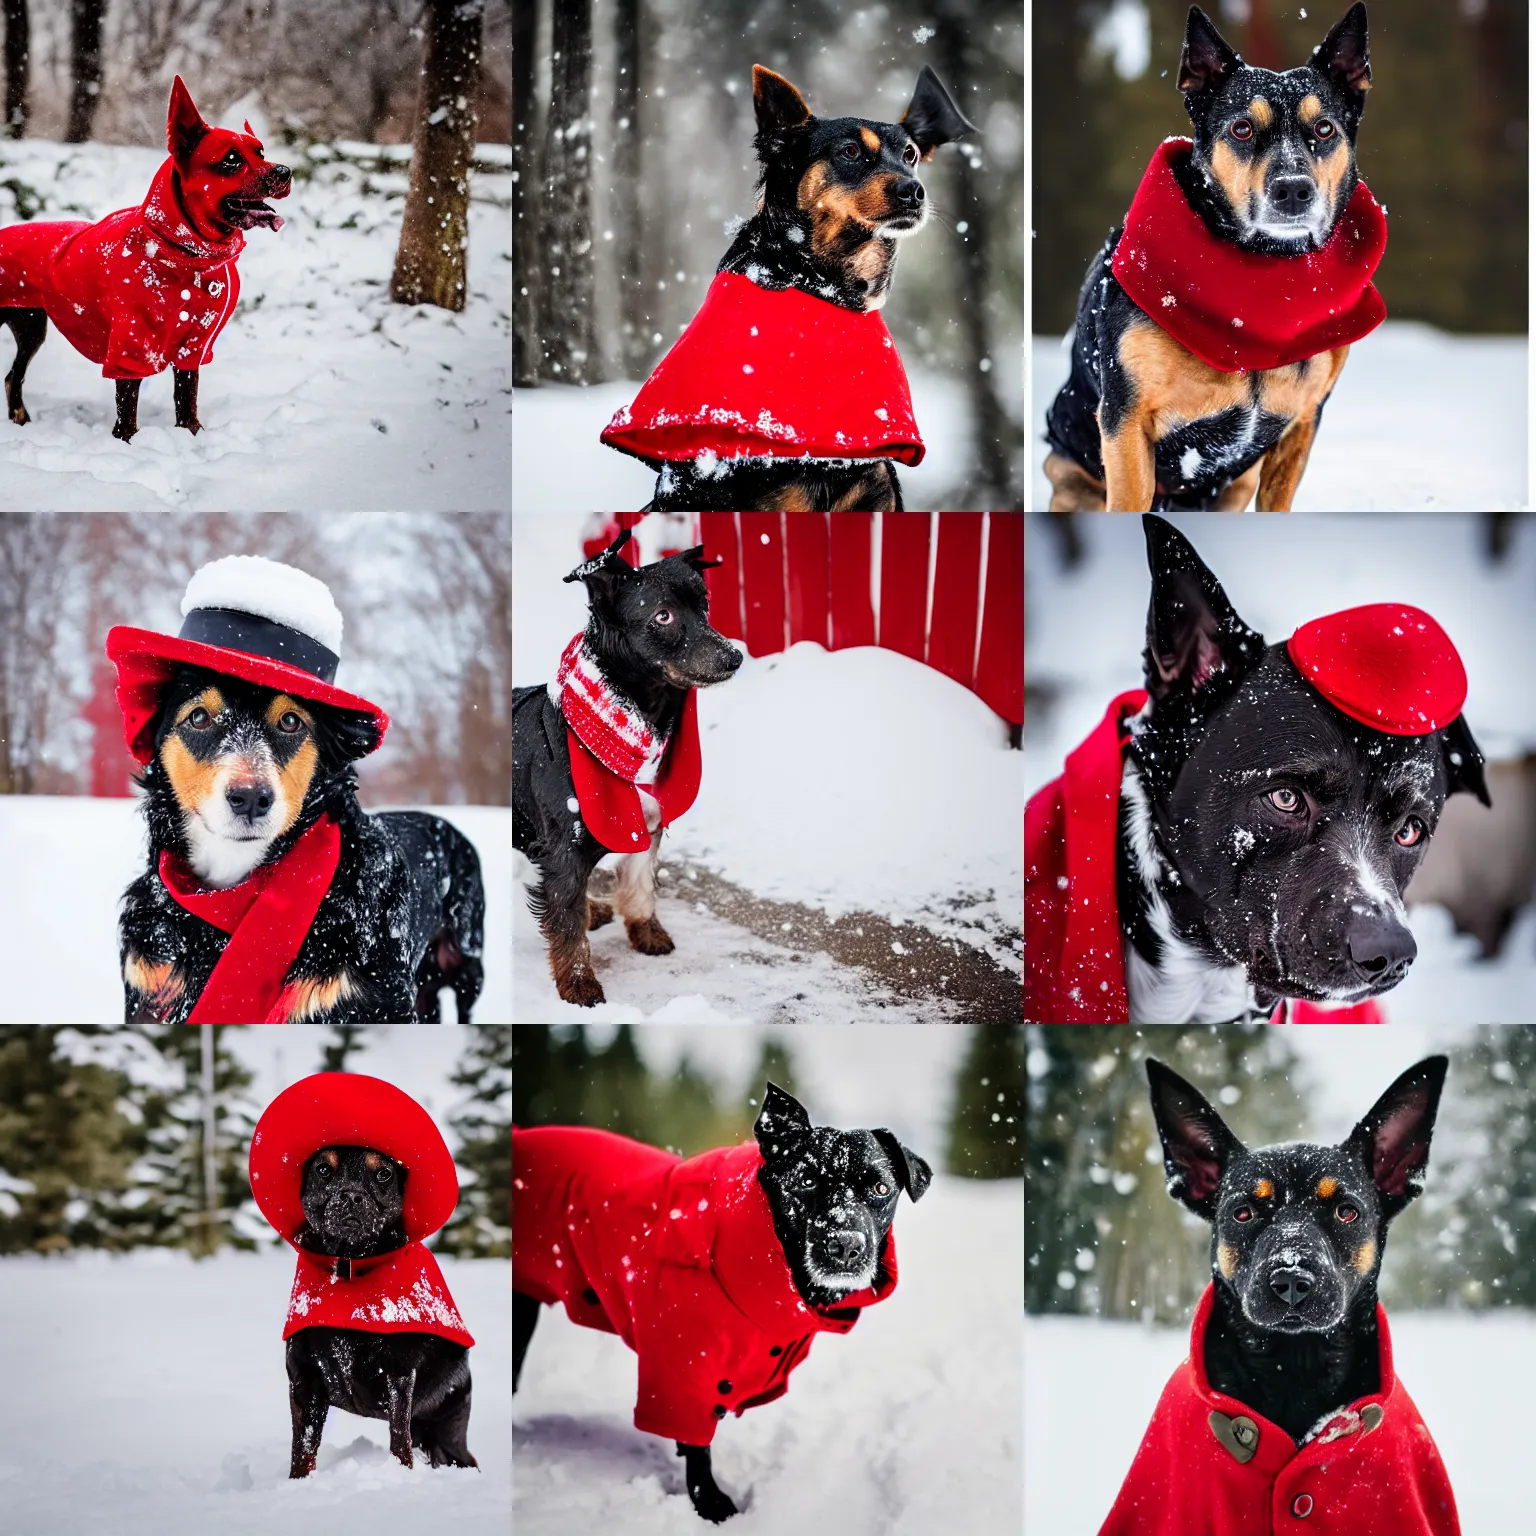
[391,0,485,312]
[612,0,646,378]
[198,1023,220,1257]
[2,0,28,139]
[537,0,598,382]
[512,0,540,384]
[65,0,105,144]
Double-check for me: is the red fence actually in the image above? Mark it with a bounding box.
[582,512,1022,726]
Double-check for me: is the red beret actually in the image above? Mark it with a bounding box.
[1287,605,1468,737]
[249,1073,458,1246]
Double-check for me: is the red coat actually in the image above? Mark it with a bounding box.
[0,159,243,380]
[284,1243,473,1348]
[1100,1284,1459,1536]
[512,1126,897,1446]
[1111,138,1387,374]
[600,272,924,467]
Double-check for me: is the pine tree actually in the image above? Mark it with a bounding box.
[319,1023,368,1074]
[439,1025,511,1258]
[945,1024,1024,1179]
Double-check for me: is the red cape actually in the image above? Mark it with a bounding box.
[1099,1284,1459,1536]
[513,1127,896,1447]
[1111,138,1387,374]
[0,159,244,380]
[284,1242,473,1348]
[600,272,924,467]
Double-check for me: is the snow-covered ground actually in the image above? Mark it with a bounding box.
[0,136,509,510]
[1026,1308,1536,1536]
[514,1177,1022,1535]
[0,1249,509,1535]
[1025,511,1536,1021]
[0,796,512,1023]
[1029,321,1528,510]
[512,369,975,512]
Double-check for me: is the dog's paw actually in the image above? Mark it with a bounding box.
[586,899,614,930]
[627,917,675,956]
[7,405,27,426]
[688,1485,739,1523]
[179,418,203,435]
[111,423,137,443]
[557,966,607,1008]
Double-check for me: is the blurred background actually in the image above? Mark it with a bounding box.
[512,0,1024,510]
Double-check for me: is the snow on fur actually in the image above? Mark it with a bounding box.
[183,555,344,652]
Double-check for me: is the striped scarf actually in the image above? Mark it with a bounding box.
[554,633,671,785]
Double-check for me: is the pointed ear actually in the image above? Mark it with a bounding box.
[1178,6,1242,96]
[1347,1056,1446,1221]
[1146,1058,1245,1221]
[1142,515,1266,708]
[1441,715,1490,808]
[243,119,257,138]
[1310,3,1372,99]
[872,1130,933,1203]
[167,76,210,167]
[675,544,723,573]
[901,66,976,159]
[754,1081,811,1157]
[753,65,812,134]
[564,527,635,590]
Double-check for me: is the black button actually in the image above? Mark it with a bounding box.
[712,1405,726,1419]
[718,1380,732,1394]
[582,1287,599,1305]
[769,1346,782,1356]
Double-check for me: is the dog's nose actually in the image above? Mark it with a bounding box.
[1345,910,1417,982]
[270,165,293,193]
[826,1229,867,1266]
[724,646,744,673]
[1269,176,1316,213]
[894,178,924,209]
[1270,1268,1313,1308]
[225,781,274,822]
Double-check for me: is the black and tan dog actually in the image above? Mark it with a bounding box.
[1046,5,1378,511]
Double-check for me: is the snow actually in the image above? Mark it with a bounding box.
[1026,1309,1536,1535]
[0,796,512,1023]
[0,1249,509,1535]
[515,1177,1021,1535]
[182,556,344,652]
[0,140,509,510]
[1030,321,1528,509]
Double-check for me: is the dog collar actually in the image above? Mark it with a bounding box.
[1111,138,1387,374]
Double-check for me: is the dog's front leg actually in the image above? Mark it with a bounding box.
[112,378,141,442]
[386,1367,418,1470]
[174,367,202,434]
[615,835,674,955]
[536,866,606,1007]
[288,1373,329,1478]
[1255,418,1318,511]
[1099,417,1157,511]
[676,1442,739,1523]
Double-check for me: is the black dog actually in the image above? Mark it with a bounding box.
[120,668,484,1022]
[1045,5,1375,511]
[642,64,973,513]
[512,529,742,1008]
[1117,516,1487,1021]
[287,1146,475,1476]
[1146,1054,1444,1440]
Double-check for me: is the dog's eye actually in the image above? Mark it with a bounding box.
[652,608,675,626]
[277,711,304,734]
[841,142,862,160]
[373,1165,393,1184]
[186,707,212,730]
[1336,1203,1359,1224]
[315,1162,332,1179]
[1395,817,1426,849]
[1233,1204,1254,1223]
[1264,787,1304,814]
[218,151,243,172]
[1313,119,1337,141]
[1229,117,1254,142]
[902,143,918,166]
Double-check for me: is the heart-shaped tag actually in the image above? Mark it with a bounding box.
[1208,1410,1260,1464]
[1361,1404,1385,1435]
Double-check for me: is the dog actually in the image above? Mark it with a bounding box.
[119,667,484,1022]
[0,75,289,441]
[602,63,974,513]
[287,1144,476,1476]
[1097,1055,1459,1533]
[513,1082,931,1522]
[1045,5,1384,511]
[513,528,742,1008]
[1023,515,1489,1024]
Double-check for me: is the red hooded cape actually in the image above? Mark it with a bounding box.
[1099,1284,1459,1536]
[1110,138,1387,374]
[250,1074,473,1349]
[0,159,244,380]
[600,272,924,467]
[513,1126,897,1447]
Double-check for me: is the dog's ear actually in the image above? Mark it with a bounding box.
[1440,715,1491,808]
[563,528,636,602]
[674,544,723,573]
[872,1130,933,1203]
[243,119,257,138]
[315,705,382,766]
[901,66,976,160]
[753,65,813,134]
[1346,1055,1446,1221]
[1146,1058,1245,1222]
[1310,3,1372,102]
[1178,7,1242,97]
[754,1081,811,1158]
[167,75,210,168]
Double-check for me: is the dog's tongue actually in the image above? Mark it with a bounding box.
[250,205,284,232]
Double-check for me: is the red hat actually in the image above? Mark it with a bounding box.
[249,1073,458,1245]
[1287,604,1468,736]
[106,555,389,766]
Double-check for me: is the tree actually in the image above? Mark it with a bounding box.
[611,0,647,378]
[439,1024,511,1257]
[65,0,105,144]
[511,0,540,384]
[2,0,27,139]
[946,1024,1023,1179]
[392,0,485,311]
[318,1023,368,1074]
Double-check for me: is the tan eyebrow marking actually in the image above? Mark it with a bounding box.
[1247,97,1274,130]
[322,1149,339,1168]
[1299,94,1324,125]
[1316,1176,1338,1198]
[859,127,880,152]
[1253,1178,1273,1199]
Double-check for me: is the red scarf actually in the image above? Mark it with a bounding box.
[600,271,924,467]
[158,814,341,1023]
[1110,138,1387,374]
[284,1241,474,1348]
[0,159,244,381]
[555,633,702,854]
